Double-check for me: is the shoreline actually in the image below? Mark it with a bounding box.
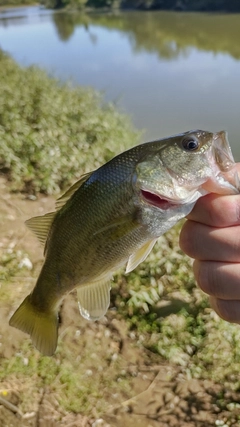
[0,3,240,13]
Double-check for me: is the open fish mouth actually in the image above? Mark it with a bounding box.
[206,130,240,194]
[141,168,240,209]
[140,189,180,210]
[212,130,236,171]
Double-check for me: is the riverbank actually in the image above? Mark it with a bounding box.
[0,49,139,194]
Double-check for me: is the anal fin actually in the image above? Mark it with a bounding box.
[77,279,111,321]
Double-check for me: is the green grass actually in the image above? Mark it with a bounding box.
[113,223,240,390]
[0,49,139,194]
[0,346,111,414]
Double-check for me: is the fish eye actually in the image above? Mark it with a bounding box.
[181,136,199,151]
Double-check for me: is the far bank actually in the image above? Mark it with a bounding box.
[1,0,240,12]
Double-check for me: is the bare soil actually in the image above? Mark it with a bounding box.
[0,177,240,427]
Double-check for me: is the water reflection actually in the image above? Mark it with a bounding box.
[52,11,240,59]
[0,7,240,159]
[0,6,53,28]
[52,12,83,41]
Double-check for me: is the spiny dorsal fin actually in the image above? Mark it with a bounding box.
[55,171,93,210]
[77,277,112,321]
[25,171,93,247]
[126,238,157,274]
[25,211,56,247]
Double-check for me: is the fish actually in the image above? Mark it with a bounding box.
[9,129,239,356]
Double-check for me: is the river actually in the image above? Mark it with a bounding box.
[0,6,240,160]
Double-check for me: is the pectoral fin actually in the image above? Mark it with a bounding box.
[93,216,133,237]
[126,239,157,274]
[77,279,111,321]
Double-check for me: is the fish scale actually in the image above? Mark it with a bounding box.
[9,129,239,355]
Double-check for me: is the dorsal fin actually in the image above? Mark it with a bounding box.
[55,171,93,210]
[25,211,56,246]
[25,171,93,247]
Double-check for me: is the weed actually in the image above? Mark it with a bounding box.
[0,49,139,195]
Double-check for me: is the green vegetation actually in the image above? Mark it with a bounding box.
[0,335,130,415]
[120,0,240,12]
[1,0,239,12]
[113,224,240,389]
[52,11,240,60]
[39,0,240,12]
[0,0,32,5]
[0,49,139,194]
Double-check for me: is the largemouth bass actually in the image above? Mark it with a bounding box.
[9,130,239,356]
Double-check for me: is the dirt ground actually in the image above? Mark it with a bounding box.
[1,176,240,427]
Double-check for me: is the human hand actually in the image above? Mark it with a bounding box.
[179,165,240,324]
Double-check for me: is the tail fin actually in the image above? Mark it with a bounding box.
[9,295,58,356]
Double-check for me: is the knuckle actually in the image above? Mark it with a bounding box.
[208,196,240,227]
[220,196,240,226]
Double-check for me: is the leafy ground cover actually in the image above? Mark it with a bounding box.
[0,49,138,194]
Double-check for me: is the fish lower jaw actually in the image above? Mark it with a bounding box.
[201,173,239,195]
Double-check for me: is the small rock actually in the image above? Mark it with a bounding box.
[18,257,33,270]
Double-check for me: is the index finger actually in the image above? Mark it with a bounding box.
[187,193,240,227]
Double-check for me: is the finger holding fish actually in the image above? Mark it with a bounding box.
[180,220,240,262]
[183,192,240,227]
